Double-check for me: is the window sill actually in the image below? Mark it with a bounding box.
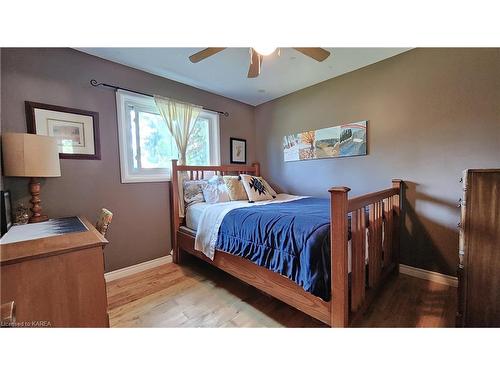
[120,175,171,184]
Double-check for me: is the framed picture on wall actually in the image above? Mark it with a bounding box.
[230,137,247,164]
[25,101,101,160]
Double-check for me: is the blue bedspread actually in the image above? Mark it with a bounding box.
[215,197,333,301]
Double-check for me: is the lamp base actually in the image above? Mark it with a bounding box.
[28,177,49,223]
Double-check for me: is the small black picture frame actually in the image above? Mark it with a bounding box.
[1,191,13,236]
[230,137,247,164]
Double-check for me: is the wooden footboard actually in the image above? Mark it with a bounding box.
[170,159,402,327]
[330,181,402,327]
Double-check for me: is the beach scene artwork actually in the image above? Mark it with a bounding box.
[283,121,367,162]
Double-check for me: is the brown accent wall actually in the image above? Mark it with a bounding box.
[254,48,500,276]
[1,48,255,272]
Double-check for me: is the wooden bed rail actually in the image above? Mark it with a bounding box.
[329,179,403,327]
[347,187,399,212]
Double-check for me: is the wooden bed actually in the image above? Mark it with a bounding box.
[170,159,403,327]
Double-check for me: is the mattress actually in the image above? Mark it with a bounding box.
[185,202,210,231]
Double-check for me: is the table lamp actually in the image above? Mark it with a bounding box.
[2,133,61,223]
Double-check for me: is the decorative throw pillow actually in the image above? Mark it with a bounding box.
[183,179,207,207]
[223,176,248,201]
[208,175,224,186]
[240,175,276,202]
[202,183,230,204]
[240,174,277,197]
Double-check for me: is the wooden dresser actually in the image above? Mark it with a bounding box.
[457,169,500,327]
[0,217,109,327]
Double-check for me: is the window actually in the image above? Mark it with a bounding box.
[116,91,220,183]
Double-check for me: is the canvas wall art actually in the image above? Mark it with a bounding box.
[283,120,367,162]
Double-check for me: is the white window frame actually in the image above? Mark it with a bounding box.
[116,90,220,183]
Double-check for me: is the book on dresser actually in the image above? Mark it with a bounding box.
[457,169,500,327]
[0,216,109,328]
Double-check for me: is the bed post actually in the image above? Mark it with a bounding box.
[391,179,403,273]
[171,159,181,264]
[329,186,350,327]
[252,162,261,177]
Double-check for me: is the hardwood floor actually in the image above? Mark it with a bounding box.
[107,256,457,328]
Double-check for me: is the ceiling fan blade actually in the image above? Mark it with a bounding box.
[293,48,331,62]
[247,48,262,78]
[189,48,226,63]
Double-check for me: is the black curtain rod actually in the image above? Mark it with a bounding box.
[90,79,229,117]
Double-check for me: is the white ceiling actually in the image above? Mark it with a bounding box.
[77,48,411,106]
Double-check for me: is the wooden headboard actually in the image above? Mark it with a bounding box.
[172,159,260,181]
[170,159,260,260]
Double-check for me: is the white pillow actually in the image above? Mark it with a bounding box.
[208,175,224,185]
[240,175,276,202]
[202,183,230,204]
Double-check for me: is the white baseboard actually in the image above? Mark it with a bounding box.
[399,264,458,287]
[105,255,172,282]
[104,255,457,287]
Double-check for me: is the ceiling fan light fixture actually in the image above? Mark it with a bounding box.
[253,47,277,56]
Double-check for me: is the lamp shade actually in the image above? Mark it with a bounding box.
[2,133,61,177]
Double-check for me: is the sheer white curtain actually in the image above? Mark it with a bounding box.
[154,95,203,216]
[153,95,203,165]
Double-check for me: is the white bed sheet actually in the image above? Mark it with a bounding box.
[185,202,211,231]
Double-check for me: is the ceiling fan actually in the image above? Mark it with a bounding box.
[188,47,331,78]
